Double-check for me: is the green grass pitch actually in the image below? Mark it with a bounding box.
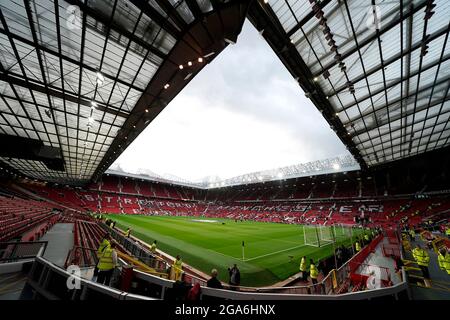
[106,215,359,287]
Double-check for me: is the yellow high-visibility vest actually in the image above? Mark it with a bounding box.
[412,248,430,267]
[150,243,157,253]
[300,257,307,272]
[310,263,319,279]
[97,247,114,271]
[97,239,110,258]
[173,259,182,271]
[438,252,450,275]
[355,242,361,252]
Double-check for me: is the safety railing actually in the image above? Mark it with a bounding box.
[99,223,171,273]
[0,241,47,263]
[349,263,392,289]
[348,234,384,274]
[26,253,156,300]
[64,246,98,268]
[23,238,410,301]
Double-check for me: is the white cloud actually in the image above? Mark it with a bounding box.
[111,20,351,182]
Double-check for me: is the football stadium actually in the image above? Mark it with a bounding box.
[0,0,449,305]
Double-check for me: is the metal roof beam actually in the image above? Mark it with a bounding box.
[129,0,181,38]
[344,77,450,126]
[352,94,450,141]
[314,0,428,77]
[338,54,450,111]
[65,0,169,59]
[329,25,449,96]
[0,72,129,118]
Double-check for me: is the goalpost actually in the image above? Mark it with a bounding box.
[303,224,355,247]
[303,225,335,247]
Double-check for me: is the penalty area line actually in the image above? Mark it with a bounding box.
[243,244,306,262]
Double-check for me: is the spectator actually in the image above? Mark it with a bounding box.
[186,283,201,301]
[96,243,118,286]
[228,264,241,288]
[207,269,223,289]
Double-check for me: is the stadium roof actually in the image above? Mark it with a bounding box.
[0,0,449,186]
[0,0,249,185]
[248,0,450,169]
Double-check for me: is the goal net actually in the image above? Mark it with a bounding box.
[303,225,335,247]
[332,224,353,241]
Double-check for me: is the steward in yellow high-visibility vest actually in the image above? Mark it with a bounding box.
[171,255,183,281]
[96,243,117,286]
[409,229,415,240]
[309,259,319,285]
[364,234,370,243]
[125,228,131,237]
[299,256,307,281]
[97,247,115,271]
[412,246,430,267]
[355,241,361,252]
[412,245,430,280]
[150,240,157,254]
[438,249,450,275]
[446,227,450,237]
[97,235,111,258]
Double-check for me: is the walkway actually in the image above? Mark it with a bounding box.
[357,237,401,284]
[405,235,450,300]
[40,223,74,267]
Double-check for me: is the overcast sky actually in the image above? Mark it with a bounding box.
[111,20,351,182]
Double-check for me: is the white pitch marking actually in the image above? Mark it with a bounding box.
[243,244,306,262]
[244,242,334,262]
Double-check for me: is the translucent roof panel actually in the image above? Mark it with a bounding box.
[266,0,450,168]
[0,0,179,184]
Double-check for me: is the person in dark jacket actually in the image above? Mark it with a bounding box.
[228,264,241,289]
[207,269,223,289]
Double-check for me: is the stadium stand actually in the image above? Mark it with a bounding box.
[0,196,59,242]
